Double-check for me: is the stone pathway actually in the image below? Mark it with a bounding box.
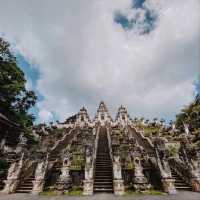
[0,191,200,200]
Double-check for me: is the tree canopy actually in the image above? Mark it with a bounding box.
[0,37,37,128]
[176,94,200,131]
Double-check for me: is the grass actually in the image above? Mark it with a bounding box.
[67,186,83,196]
[40,186,83,196]
[40,189,59,196]
[125,189,165,196]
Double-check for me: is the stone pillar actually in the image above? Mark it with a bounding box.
[113,155,124,195]
[83,179,93,195]
[161,177,176,194]
[83,145,94,195]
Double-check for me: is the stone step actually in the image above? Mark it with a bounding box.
[175,186,192,190]
[17,186,33,190]
[16,190,31,193]
[94,186,113,190]
[94,188,113,193]
[96,168,112,171]
[95,178,113,180]
[96,164,111,166]
[95,171,112,174]
[94,181,113,185]
[170,169,191,191]
[96,164,112,166]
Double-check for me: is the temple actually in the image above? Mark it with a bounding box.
[0,102,200,195]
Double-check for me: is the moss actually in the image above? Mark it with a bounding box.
[67,186,83,196]
[40,189,59,196]
[142,189,164,195]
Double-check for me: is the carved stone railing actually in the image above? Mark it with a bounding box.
[1,154,25,194]
[169,158,200,192]
[50,127,77,154]
[129,125,154,155]
[149,148,176,194]
[19,159,37,186]
[32,154,49,194]
[1,153,37,194]
[107,126,124,195]
[83,126,99,195]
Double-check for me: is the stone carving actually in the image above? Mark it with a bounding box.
[2,153,24,194]
[15,133,27,154]
[132,154,150,191]
[32,154,49,194]
[56,153,72,194]
[115,105,132,127]
[112,149,125,195]
[93,101,113,126]
[154,137,177,194]
[83,144,94,195]
[183,123,190,135]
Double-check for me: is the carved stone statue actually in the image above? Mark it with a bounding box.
[55,154,72,194]
[15,133,27,154]
[133,157,150,191]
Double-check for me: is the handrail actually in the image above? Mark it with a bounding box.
[106,126,113,162]
[50,126,76,153]
[129,125,154,154]
[168,158,192,185]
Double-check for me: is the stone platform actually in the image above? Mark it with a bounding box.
[0,191,200,200]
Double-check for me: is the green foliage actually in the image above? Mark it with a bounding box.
[40,187,83,196]
[167,144,179,157]
[70,154,85,170]
[0,159,9,169]
[193,140,200,149]
[40,188,58,196]
[143,127,159,137]
[0,37,37,128]
[176,94,200,130]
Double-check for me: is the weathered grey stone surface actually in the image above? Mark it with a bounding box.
[0,191,200,200]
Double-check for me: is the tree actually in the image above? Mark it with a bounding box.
[176,94,200,131]
[0,37,37,128]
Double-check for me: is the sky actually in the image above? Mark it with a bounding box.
[0,0,200,123]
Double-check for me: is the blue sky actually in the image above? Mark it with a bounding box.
[0,0,199,123]
[16,55,41,123]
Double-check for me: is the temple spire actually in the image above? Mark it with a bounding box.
[94,101,113,125]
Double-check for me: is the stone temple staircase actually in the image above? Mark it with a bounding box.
[15,174,35,193]
[94,127,113,193]
[171,168,192,191]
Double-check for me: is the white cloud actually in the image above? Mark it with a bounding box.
[0,0,199,122]
[38,109,53,123]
